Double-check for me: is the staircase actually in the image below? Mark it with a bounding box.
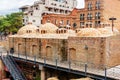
[1,55,27,80]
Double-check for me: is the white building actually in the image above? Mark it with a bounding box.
[20,0,77,27]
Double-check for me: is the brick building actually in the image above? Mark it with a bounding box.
[42,0,120,30]
[42,8,78,29]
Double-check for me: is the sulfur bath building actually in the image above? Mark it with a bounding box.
[8,23,120,69]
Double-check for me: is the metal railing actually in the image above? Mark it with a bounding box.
[0,53,27,80]
[7,52,120,80]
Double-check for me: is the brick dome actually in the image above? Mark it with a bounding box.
[77,28,102,37]
[47,77,59,80]
[17,23,39,35]
[66,30,76,36]
[39,23,58,33]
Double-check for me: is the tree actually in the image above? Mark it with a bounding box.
[0,12,23,34]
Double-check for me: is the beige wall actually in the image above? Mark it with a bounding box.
[9,34,120,68]
[105,35,120,67]
[68,37,106,68]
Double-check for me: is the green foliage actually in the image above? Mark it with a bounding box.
[0,12,23,34]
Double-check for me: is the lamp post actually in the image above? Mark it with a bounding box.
[84,45,88,63]
[109,17,117,31]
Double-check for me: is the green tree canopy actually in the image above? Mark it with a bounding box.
[0,12,23,34]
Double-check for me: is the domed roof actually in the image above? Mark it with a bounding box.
[105,27,119,35]
[97,28,113,36]
[77,28,102,37]
[47,77,59,80]
[17,23,39,35]
[66,30,76,36]
[39,23,58,33]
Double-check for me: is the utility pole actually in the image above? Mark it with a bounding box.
[109,17,116,31]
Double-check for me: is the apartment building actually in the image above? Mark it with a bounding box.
[20,0,77,27]
[77,0,120,29]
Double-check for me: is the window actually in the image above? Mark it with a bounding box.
[88,2,92,10]
[31,13,33,16]
[96,0,100,10]
[48,8,52,11]
[54,9,57,12]
[86,24,88,28]
[60,20,64,25]
[87,13,92,20]
[80,22,84,28]
[95,21,101,27]
[36,29,39,32]
[95,12,101,19]
[80,14,85,20]
[90,22,92,28]
[33,20,36,22]
[67,20,70,25]
[36,7,38,10]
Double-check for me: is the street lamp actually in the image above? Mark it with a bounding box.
[109,17,117,31]
[84,45,88,63]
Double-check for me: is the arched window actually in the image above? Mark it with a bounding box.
[56,30,58,34]
[46,46,52,58]
[41,30,46,34]
[59,30,61,34]
[61,30,63,33]
[32,45,37,56]
[69,48,76,61]
[36,29,39,33]
[64,30,67,33]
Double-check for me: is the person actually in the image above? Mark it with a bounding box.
[10,48,14,54]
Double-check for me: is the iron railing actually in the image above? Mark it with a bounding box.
[0,53,27,80]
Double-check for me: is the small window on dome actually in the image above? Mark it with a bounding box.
[61,30,63,33]
[59,30,60,34]
[41,30,46,34]
[64,30,67,33]
[36,29,39,33]
[56,30,59,34]
[75,30,78,33]
[29,30,30,33]
[26,30,28,33]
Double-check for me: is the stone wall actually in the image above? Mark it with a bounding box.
[105,35,120,67]
[11,37,68,61]
[9,35,120,68]
[68,37,106,68]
